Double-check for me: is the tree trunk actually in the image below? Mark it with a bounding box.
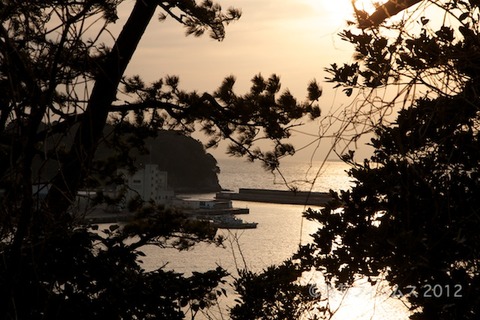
[45,0,157,219]
[359,0,421,28]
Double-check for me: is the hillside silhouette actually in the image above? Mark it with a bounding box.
[31,124,221,193]
[131,130,221,193]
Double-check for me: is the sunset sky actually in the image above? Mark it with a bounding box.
[117,0,371,161]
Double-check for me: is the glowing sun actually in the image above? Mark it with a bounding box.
[304,0,378,23]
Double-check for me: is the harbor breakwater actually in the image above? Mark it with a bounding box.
[216,188,332,206]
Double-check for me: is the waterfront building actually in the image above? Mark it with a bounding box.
[119,164,174,206]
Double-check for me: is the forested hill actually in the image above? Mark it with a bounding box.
[94,127,222,193]
[132,130,222,193]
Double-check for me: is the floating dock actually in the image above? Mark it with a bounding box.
[79,206,249,224]
[216,188,332,206]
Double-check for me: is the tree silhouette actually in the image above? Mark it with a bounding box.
[230,1,480,319]
[0,1,321,318]
[297,0,480,318]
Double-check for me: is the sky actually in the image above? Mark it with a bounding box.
[116,0,374,162]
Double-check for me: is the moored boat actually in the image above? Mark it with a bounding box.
[211,215,258,229]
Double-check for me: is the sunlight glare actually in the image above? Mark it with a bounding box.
[303,0,378,23]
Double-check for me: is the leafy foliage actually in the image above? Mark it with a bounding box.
[0,209,227,319]
[157,0,241,40]
[120,73,321,171]
[231,260,315,320]
[301,94,480,318]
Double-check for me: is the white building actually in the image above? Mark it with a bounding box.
[119,164,174,206]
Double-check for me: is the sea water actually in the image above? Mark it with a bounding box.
[139,159,410,319]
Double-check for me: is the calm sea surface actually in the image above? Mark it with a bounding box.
[140,159,410,319]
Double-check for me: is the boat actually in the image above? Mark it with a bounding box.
[211,215,258,229]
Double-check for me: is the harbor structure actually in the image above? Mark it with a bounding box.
[216,188,332,206]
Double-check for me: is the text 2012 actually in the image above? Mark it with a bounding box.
[392,284,462,298]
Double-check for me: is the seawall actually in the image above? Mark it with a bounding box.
[216,188,332,206]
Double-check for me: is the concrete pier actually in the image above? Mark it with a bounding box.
[216,188,332,206]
